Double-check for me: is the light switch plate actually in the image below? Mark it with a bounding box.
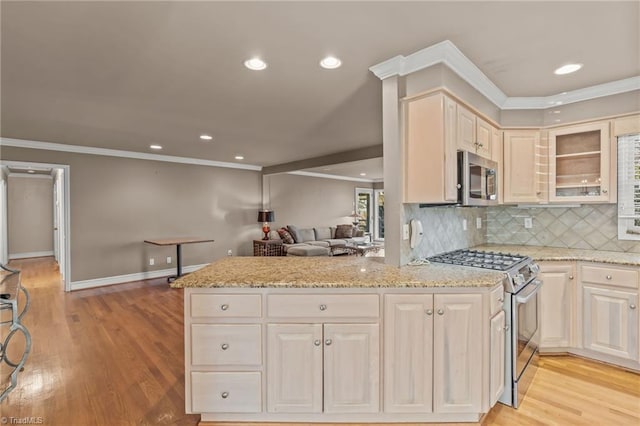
[524,217,533,229]
[463,219,468,231]
[402,224,410,240]
[476,217,482,229]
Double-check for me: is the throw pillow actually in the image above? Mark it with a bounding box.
[335,224,354,239]
[277,227,294,244]
[287,225,303,243]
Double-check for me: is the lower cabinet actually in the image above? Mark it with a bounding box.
[489,310,506,407]
[383,293,485,414]
[539,262,575,349]
[267,322,379,414]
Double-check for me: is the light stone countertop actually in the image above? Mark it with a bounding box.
[170,256,505,289]
[474,244,640,267]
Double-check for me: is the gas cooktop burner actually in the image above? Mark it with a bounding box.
[428,249,526,272]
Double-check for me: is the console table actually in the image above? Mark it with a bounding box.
[0,264,31,402]
[144,237,215,281]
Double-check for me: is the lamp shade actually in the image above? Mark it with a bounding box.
[258,210,275,223]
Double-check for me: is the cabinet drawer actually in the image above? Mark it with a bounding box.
[192,324,261,366]
[580,264,638,289]
[489,285,505,316]
[191,372,261,413]
[191,294,261,318]
[267,294,379,318]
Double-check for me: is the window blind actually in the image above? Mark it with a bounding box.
[618,133,640,237]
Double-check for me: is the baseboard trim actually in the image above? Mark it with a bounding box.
[70,263,209,291]
[9,250,54,260]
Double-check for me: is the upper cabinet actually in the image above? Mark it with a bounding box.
[548,122,611,203]
[503,130,546,204]
[457,104,493,159]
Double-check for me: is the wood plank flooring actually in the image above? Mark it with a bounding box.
[2,257,639,425]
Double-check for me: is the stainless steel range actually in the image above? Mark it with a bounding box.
[428,249,542,408]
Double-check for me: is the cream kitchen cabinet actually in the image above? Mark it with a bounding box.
[613,114,640,136]
[580,263,639,362]
[539,262,576,350]
[503,130,546,204]
[403,92,458,203]
[267,323,379,414]
[489,310,506,407]
[548,122,612,203]
[457,104,493,159]
[383,293,486,415]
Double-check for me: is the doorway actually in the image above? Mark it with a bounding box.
[0,160,71,291]
[355,187,384,242]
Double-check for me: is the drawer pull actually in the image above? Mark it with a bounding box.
[314,339,321,346]
[221,343,229,350]
[437,309,444,315]
[221,392,229,399]
[606,275,612,280]
[631,304,637,310]
[425,309,433,316]
[325,339,332,346]
[569,275,574,280]
[319,304,327,311]
[220,304,229,311]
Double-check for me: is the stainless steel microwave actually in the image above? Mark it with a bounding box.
[457,151,499,206]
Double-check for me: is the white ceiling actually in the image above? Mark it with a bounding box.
[1,1,638,172]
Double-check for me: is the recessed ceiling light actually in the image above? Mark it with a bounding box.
[553,110,561,114]
[555,119,562,123]
[27,170,35,174]
[554,63,583,75]
[359,173,367,176]
[150,145,162,150]
[200,134,213,140]
[320,56,342,69]
[234,155,244,160]
[244,58,267,71]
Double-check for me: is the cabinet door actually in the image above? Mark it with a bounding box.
[475,116,493,159]
[539,263,575,349]
[503,130,544,203]
[324,323,379,413]
[489,310,506,407]
[267,324,323,413]
[457,104,476,152]
[549,122,611,203]
[383,294,433,413]
[583,286,639,361]
[433,294,483,413]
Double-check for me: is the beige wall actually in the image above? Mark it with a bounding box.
[266,173,372,230]
[7,175,54,256]
[1,147,262,282]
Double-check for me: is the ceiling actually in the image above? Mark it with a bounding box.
[1,1,638,173]
[295,158,384,182]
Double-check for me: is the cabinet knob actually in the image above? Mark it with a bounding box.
[221,343,229,350]
[319,304,327,311]
[314,339,321,346]
[631,304,637,310]
[220,304,229,311]
[456,184,462,189]
[498,297,504,303]
[606,275,612,280]
[425,309,433,316]
[221,392,229,399]
[437,309,444,315]
[504,325,510,332]
[602,189,608,194]
[569,275,574,280]
[536,191,542,195]
[325,339,332,346]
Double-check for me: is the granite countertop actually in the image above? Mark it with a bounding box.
[474,244,640,267]
[171,256,504,289]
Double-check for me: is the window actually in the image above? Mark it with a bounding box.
[618,133,640,240]
[355,187,384,241]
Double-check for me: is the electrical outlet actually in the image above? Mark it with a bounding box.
[524,217,533,229]
[462,219,468,231]
[166,256,172,264]
[149,258,155,266]
[402,224,410,240]
[476,217,482,229]
[227,249,233,256]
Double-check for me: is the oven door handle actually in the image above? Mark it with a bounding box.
[515,279,543,304]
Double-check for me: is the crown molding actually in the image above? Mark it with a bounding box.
[370,40,640,110]
[0,137,262,171]
[287,170,377,183]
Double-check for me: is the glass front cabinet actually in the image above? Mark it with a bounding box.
[548,122,611,203]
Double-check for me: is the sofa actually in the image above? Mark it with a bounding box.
[276,224,368,256]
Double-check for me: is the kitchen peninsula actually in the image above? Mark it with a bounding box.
[172,256,506,424]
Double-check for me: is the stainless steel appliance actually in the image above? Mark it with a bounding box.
[428,249,541,408]
[457,151,499,206]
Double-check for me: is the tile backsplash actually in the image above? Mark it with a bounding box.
[404,205,487,260]
[487,204,640,253]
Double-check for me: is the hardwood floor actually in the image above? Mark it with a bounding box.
[2,257,639,425]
